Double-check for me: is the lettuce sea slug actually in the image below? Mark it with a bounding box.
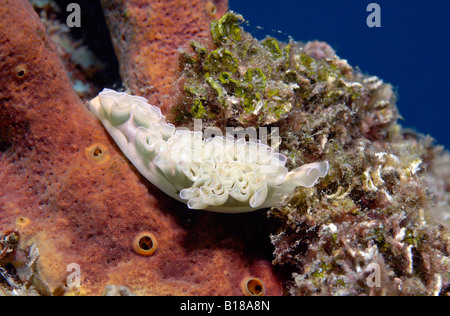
[90,89,329,213]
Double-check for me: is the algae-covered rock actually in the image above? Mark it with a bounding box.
[173,11,450,296]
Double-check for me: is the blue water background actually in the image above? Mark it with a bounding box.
[229,0,450,149]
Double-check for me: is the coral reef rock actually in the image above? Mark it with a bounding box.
[171,12,450,296]
[0,0,449,296]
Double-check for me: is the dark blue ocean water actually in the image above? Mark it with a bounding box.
[229,0,450,149]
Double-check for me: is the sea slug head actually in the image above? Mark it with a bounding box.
[90,89,329,213]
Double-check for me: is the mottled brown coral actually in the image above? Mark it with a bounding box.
[30,0,106,100]
[100,0,228,114]
[0,0,282,296]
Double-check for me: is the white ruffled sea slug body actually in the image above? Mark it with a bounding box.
[89,89,329,213]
